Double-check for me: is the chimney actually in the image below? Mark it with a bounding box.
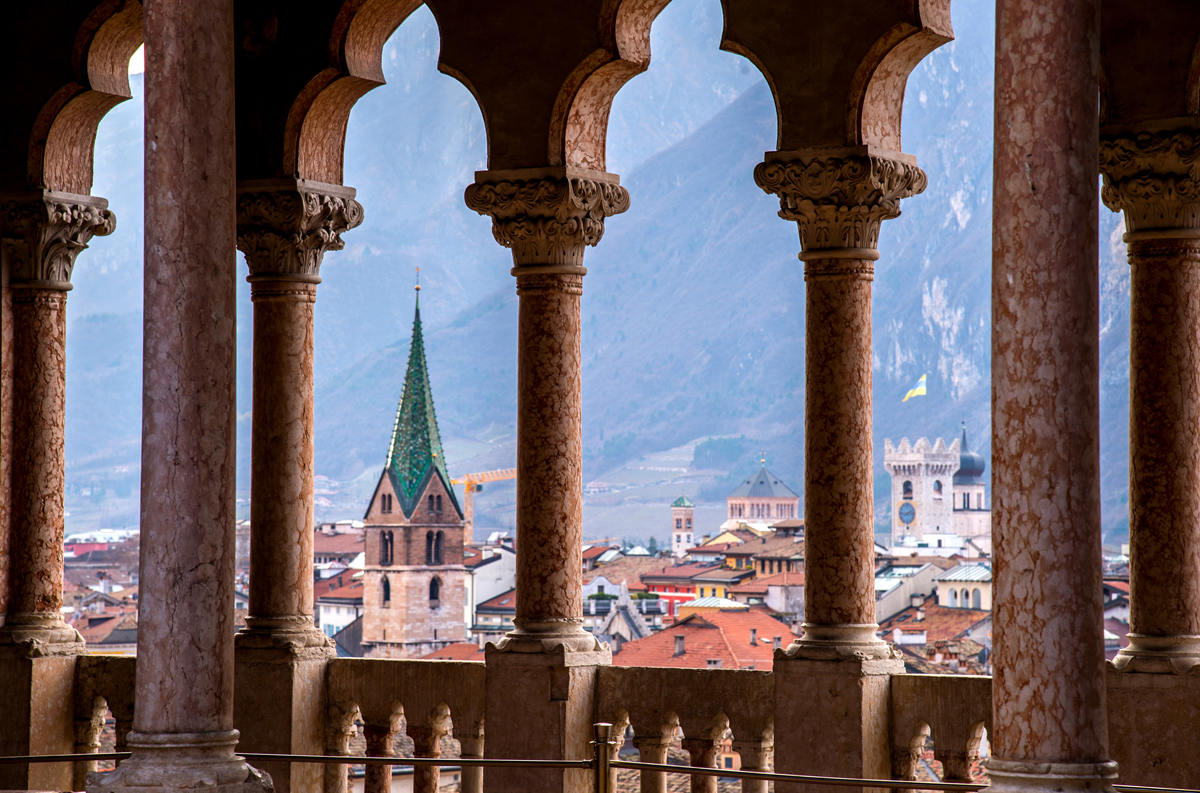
[911,593,923,609]
[674,635,686,656]
[916,608,926,621]
[772,636,782,650]
[750,628,757,646]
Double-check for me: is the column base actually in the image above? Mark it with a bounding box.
[1110,633,1200,674]
[983,759,1117,793]
[782,623,896,661]
[87,731,272,793]
[0,613,85,656]
[489,617,608,655]
[234,616,334,655]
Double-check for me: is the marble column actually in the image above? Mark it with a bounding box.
[1100,129,1200,675]
[730,738,772,793]
[990,0,1115,791]
[407,722,448,793]
[455,726,484,793]
[0,192,114,792]
[755,150,922,793]
[232,180,361,793]
[87,1,268,792]
[466,167,626,793]
[362,722,397,793]
[679,737,719,793]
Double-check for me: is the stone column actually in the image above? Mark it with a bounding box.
[990,0,1116,791]
[679,738,719,793]
[1099,129,1200,785]
[407,722,448,793]
[87,2,268,792]
[0,192,114,792]
[1100,129,1200,674]
[466,167,626,793]
[455,725,484,793]
[730,738,772,793]
[232,179,362,793]
[631,735,671,793]
[754,150,922,792]
[362,722,398,793]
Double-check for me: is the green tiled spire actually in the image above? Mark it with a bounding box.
[385,291,460,517]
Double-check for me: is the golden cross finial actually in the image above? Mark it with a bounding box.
[415,266,421,292]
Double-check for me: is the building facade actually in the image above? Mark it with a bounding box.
[726,464,800,522]
[359,292,467,658]
[670,495,694,559]
[883,437,960,545]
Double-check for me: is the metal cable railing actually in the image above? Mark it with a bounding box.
[2,723,1196,793]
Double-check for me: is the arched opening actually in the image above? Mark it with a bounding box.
[425,531,434,565]
[903,481,914,499]
[434,530,444,564]
[972,588,982,609]
[382,576,391,608]
[435,494,442,514]
[949,589,958,608]
[933,480,943,500]
[962,588,970,608]
[429,577,441,604]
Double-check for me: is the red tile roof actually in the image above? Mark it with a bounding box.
[640,563,723,583]
[313,532,365,554]
[478,588,516,611]
[583,545,618,560]
[318,581,364,603]
[728,571,805,595]
[422,642,485,661]
[613,610,790,671]
[878,597,990,644]
[582,556,665,589]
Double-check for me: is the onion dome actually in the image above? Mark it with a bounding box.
[953,426,986,486]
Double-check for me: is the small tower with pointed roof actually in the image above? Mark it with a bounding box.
[360,276,466,658]
[671,495,695,559]
[952,425,990,540]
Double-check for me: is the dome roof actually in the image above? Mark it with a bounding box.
[953,427,986,485]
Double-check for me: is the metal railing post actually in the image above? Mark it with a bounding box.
[593,722,613,793]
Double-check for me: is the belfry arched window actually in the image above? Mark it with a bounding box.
[436,494,442,514]
[972,589,982,609]
[430,577,441,604]
[949,589,958,607]
[434,531,444,564]
[382,576,391,608]
[425,531,434,565]
[933,480,943,500]
[379,530,393,565]
[428,494,435,513]
[902,481,914,499]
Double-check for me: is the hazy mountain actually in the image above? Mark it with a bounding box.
[65,0,1132,540]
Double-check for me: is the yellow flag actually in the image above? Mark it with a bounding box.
[902,374,927,403]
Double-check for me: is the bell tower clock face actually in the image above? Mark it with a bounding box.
[898,502,916,525]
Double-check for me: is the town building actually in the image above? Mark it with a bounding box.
[358,292,467,658]
[883,429,992,549]
[934,563,993,611]
[724,463,800,524]
[613,609,790,671]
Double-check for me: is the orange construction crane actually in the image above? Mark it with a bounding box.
[450,468,516,531]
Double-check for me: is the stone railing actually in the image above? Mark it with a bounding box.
[890,674,992,787]
[595,666,774,793]
[73,656,137,791]
[324,658,486,793]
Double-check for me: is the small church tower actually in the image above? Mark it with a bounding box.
[360,284,466,658]
[671,496,695,559]
[952,425,990,539]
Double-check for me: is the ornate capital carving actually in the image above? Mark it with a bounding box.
[754,150,926,255]
[1100,128,1200,234]
[236,179,364,281]
[0,192,116,290]
[464,168,630,268]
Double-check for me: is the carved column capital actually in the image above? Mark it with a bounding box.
[464,167,630,269]
[0,191,116,290]
[1100,127,1200,236]
[236,179,364,282]
[754,148,926,259]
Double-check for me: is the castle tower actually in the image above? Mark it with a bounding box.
[952,425,990,539]
[360,285,466,658]
[882,437,960,546]
[671,495,695,559]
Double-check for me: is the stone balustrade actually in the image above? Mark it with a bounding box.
[51,655,1200,793]
[890,674,992,788]
[595,666,774,793]
[325,658,486,793]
